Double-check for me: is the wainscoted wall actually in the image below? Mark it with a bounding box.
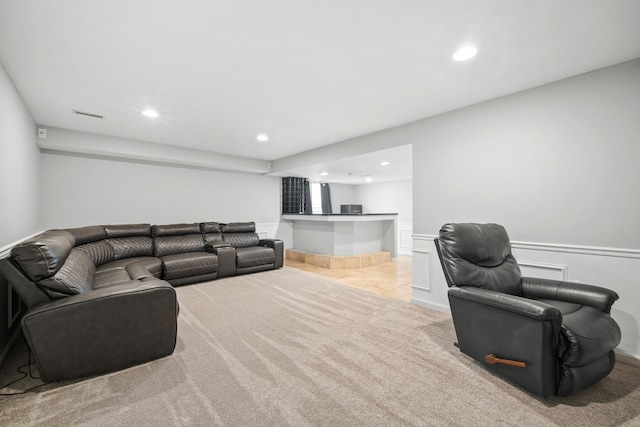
[411,234,640,362]
[397,221,413,256]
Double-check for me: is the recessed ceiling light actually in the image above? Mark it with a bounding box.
[320,171,328,176]
[142,109,159,118]
[452,46,477,61]
[256,133,269,142]
[365,176,373,182]
[380,161,390,166]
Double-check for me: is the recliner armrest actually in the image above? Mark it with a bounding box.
[449,286,562,321]
[22,280,178,382]
[521,277,619,314]
[260,239,283,268]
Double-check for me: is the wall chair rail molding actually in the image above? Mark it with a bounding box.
[411,233,640,363]
[510,240,640,259]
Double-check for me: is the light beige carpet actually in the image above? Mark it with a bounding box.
[1,267,639,426]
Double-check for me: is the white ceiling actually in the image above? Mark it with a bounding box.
[1,1,639,183]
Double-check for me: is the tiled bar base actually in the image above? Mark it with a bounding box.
[286,249,391,269]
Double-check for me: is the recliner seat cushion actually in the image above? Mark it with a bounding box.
[540,299,622,367]
[235,246,275,268]
[96,257,162,277]
[160,252,218,280]
[39,249,95,298]
[93,268,131,288]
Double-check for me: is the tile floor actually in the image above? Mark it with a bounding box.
[285,254,413,302]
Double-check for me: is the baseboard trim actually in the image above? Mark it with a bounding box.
[615,350,640,367]
[412,234,640,259]
[410,297,451,314]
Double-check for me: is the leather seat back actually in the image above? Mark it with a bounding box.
[152,223,205,257]
[221,222,260,248]
[436,223,523,296]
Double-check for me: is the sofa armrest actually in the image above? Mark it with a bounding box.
[0,258,50,308]
[204,242,232,252]
[260,239,283,268]
[521,277,619,314]
[22,280,178,382]
[125,261,155,281]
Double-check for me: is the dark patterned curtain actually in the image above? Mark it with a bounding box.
[320,183,332,214]
[281,177,311,214]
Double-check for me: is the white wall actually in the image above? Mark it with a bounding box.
[354,179,413,255]
[40,151,288,241]
[412,59,640,248]
[408,59,640,360]
[354,180,412,221]
[0,64,40,248]
[327,183,355,213]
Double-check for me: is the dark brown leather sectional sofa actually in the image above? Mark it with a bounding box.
[0,221,283,382]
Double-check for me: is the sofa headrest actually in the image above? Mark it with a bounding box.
[152,223,201,237]
[64,225,107,245]
[104,223,151,238]
[200,222,221,233]
[221,222,256,233]
[11,230,75,281]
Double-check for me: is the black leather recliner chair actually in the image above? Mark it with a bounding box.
[434,223,621,398]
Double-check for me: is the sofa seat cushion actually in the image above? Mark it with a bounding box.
[160,252,218,280]
[94,268,132,288]
[235,246,275,268]
[96,257,162,278]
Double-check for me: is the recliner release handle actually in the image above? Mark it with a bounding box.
[485,354,527,368]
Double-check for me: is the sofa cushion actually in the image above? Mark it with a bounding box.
[93,268,131,289]
[64,225,107,245]
[200,222,221,233]
[224,233,260,248]
[103,223,151,238]
[97,257,162,278]
[39,249,95,298]
[154,235,205,257]
[221,222,255,233]
[76,240,114,267]
[201,222,223,244]
[152,223,201,237]
[108,237,153,259]
[11,230,75,281]
[235,246,275,268]
[160,253,218,280]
